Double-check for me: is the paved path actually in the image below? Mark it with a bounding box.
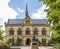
[10,46,54,49]
[39,46,53,49]
[21,46,54,49]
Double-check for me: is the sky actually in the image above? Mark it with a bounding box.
[0,0,47,30]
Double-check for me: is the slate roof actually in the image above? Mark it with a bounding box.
[7,19,46,25]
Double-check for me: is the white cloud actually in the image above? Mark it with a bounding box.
[18,8,25,13]
[0,0,18,30]
[31,4,47,19]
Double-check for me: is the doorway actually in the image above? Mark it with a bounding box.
[26,38,31,45]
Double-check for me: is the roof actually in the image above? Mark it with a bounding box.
[7,19,46,25]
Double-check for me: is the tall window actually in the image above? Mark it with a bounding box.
[8,37,15,46]
[9,28,14,35]
[42,38,46,45]
[34,28,38,35]
[17,28,22,35]
[16,37,22,46]
[19,39,22,46]
[11,37,15,46]
[8,38,11,44]
[26,28,30,35]
[42,28,46,35]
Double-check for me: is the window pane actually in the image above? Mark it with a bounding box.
[42,28,46,35]
[26,28,30,35]
[9,28,14,35]
[34,28,38,35]
[17,28,22,35]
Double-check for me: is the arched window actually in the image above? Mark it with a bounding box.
[17,28,22,35]
[26,28,30,35]
[9,28,14,35]
[42,28,46,35]
[34,28,38,35]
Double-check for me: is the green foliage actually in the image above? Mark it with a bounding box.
[40,0,60,44]
[0,25,4,40]
[54,45,60,49]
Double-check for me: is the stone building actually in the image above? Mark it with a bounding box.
[5,5,50,46]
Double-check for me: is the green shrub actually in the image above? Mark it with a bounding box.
[54,45,60,49]
[0,43,10,49]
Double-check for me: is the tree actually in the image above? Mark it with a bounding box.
[0,25,4,40]
[40,0,60,44]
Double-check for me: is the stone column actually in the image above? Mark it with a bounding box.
[22,37,26,46]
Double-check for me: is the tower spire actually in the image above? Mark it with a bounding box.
[26,4,29,16]
[25,3,31,19]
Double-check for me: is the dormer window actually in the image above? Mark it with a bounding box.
[26,20,30,24]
